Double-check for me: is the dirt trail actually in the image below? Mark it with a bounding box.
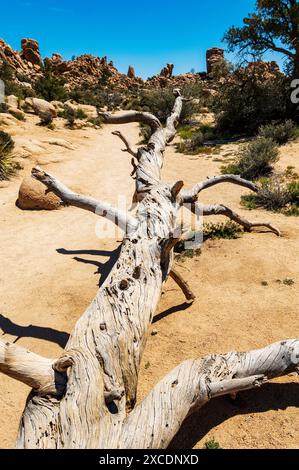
[0,116,298,448]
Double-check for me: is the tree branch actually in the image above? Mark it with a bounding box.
[182,175,259,202]
[0,340,66,396]
[169,268,195,303]
[112,131,138,158]
[201,203,281,236]
[99,111,161,132]
[31,167,138,234]
[120,339,299,449]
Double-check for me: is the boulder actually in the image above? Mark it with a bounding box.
[8,107,26,120]
[5,95,19,108]
[17,177,61,210]
[20,38,42,66]
[63,101,97,119]
[23,97,57,117]
[51,100,65,111]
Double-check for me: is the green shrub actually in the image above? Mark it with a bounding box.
[0,131,16,180]
[178,130,204,154]
[177,124,219,154]
[203,221,242,240]
[34,62,68,102]
[38,110,54,127]
[0,60,34,99]
[213,62,290,135]
[65,107,76,128]
[221,137,279,180]
[241,177,299,215]
[205,438,220,449]
[75,108,87,120]
[258,120,297,145]
[134,87,200,125]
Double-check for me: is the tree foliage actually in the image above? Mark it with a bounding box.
[223,0,299,77]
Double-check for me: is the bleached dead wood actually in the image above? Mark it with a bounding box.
[0,89,296,449]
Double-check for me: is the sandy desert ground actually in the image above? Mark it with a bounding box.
[0,114,298,448]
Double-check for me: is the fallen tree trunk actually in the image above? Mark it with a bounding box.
[1,90,297,449]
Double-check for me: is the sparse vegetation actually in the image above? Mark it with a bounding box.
[34,62,68,102]
[0,60,34,99]
[203,221,242,240]
[241,176,299,216]
[0,131,16,180]
[222,137,279,180]
[205,438,220,449]
[177,124,219,155]
[213,63,290,136]
[130,86,201,125]
[38,110,54,128]
[258,120,298,145]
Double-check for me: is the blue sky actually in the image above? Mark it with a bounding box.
[1,0,284,78]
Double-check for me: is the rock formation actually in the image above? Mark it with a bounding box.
[20,38,42,66]
[160,63,174,78]
[127,65,135,79]
[206,47,224,75]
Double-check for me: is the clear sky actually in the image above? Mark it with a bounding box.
[1,0,284,78]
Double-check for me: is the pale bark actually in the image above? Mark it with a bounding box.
[0,340,66,396]
[120,339,299,449]
[32,166,138,235]
[182,175,259,203]
[0,89,296,449]
[200,203,281,236]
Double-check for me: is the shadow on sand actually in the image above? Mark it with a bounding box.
[169,381,299,448]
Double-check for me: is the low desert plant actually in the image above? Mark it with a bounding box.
[76,108,88,120]
[177,124,218,154]
[178,130,204,154]
[221,137,279,180]
[258,120,298,145]
[38,110,54,128]
[203,221,242,240]
[0,131,16,180]
[34,62,68,102]
[241,177,299,215]
[205,438,221,449]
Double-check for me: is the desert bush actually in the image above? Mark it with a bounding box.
[203,221,242,240]
[0,131,16,180]
[87,116,103,127]
[38,110,54,128]
[76,108,87,120]
[177,130,204,154]
[205,438,221,450]
[134,87,200,125]
[241,177,299,215]
[64,107,76,128]
[69,85,123,111]
[258,120,298,145]
[0,60,34,99]
[34,62,68,102]
[213,62,290,135]
[177,124,219,154]
[221,137,279,180]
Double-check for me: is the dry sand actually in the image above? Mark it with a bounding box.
[0,115,298,448]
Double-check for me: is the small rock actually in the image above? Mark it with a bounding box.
[17,176,61,210]
[151,329,158,336]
